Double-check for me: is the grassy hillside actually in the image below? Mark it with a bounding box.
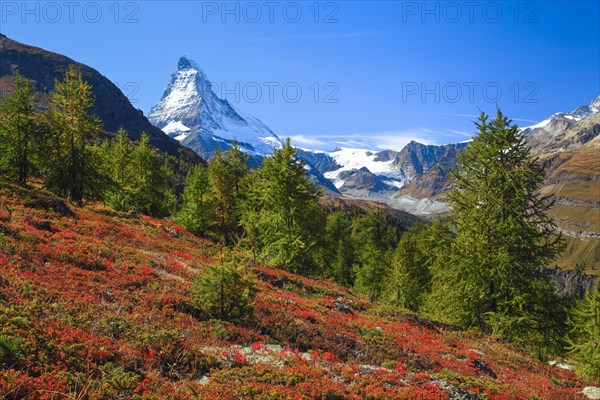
[0,183,593,399]
[319,194,423,228]
[541,140,600,271]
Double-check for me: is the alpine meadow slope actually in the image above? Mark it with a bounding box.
[0,182,593,399]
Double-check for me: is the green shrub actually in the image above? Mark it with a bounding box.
[0,335,25,368]
[191,260,257,324]
[569,289,600,382]
[96,362,140,399]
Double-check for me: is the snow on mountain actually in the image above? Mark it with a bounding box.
[162,121,191,141]
[302,95,600,214]
[323,148,408,190]
[328,148,406,177]
[525,117,553,130]
[521,95,600,131]
[568,94,600,120]
[520,95,600,154]
[149,56,284,158]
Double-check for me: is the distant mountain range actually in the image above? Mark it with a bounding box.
[149,56,599,218]
[148,56,474,210]
[148,56,599,267]
[521,95,600,155]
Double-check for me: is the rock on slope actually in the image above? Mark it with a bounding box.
[393,142,468,200]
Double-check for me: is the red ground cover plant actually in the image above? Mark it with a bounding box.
[0,184,591,399]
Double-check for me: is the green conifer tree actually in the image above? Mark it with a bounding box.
[239,173,262,265]
[243,138,324,274]
[0,71,39,185]
[176,164,213,234]
[191,257,257,324]
[383,231,431,311]
[354,241,389,302]
[109,129,133,186]
[104,128,134,210]
[208,141,248,244]
[426,110,567,356]
[45,66,103,203]
[325,211,356,285]
[129,133,176,216]
[351,211,396,302]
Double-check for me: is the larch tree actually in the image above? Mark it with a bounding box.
[353,241,389,302]
[426,110,567,356]
[176,163,213,235]
[128,133,176,217]
[103,128,134,211]
[191,256,257,324]
[383,231,431,311]
[243,138,324,274]
[45,66,103,203]
[208,141,248,244]
[352,211,396,302]
[324,211,356,285]
[109,129,133,187]
[569,289,600,382]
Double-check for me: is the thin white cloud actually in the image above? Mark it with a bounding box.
[437,113,480,118]
[242,30,395,43]
[437,113,540,127]
[449,130,473,138]
[511,117,538,123]
[289,129,440,152]
[289,134,329,148]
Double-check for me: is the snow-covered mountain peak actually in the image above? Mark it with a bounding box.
[522,95,600,131]
[517,94,600,156]
[149,57,283,157]
[570,94,600,120]
[175,55,210,90]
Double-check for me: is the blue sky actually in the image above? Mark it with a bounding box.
[1,1,598,151]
